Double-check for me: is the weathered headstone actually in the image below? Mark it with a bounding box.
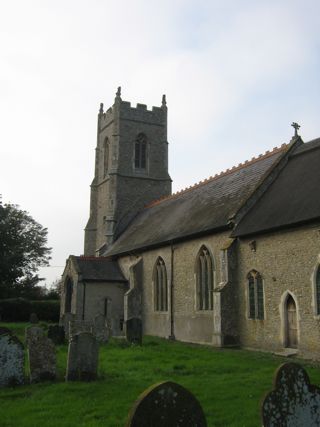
[47,325,65,345]
[261,362,320,427]
[126,381,207,427]
[0,332,24,387]
[126,317,142,345]
[69,319,94,340]
[26,326,56,383]
[62,312,75,340]
[66,332,99,381]
[29,312,39,324]
[94,314,109,343]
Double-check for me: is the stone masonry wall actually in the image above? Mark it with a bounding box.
[237,223,320,359]
[118,230,238,345]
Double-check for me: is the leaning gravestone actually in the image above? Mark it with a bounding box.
[26,326,56,383]
[94,314,109,343]
[48,325,65,345]
[126,317,142,345]
[0,330,24,387]
[126,381,207,427]
[29,312,39,324]
[66,332,99,381]
[261,362,320,426]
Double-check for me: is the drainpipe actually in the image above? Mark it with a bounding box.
[169,244,175,340]
[82,282,86,320]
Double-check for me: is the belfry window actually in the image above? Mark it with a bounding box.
[154,257,168,311]
[196,246,214,310]
[134,133,147,170]
[248,270,264,319]
[316,266,320,315]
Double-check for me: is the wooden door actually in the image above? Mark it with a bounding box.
[286,295,297,348]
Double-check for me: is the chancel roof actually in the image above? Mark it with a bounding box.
[72,256,127,282]
[233,138,320,237]
[105,145,287,256]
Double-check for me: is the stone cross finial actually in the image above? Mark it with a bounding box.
[99,103,104,114]
[116,86,121,98]
[291,122,300,137]
[162,94,167,107]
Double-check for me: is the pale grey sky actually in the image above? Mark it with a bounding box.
[1,0,320,286]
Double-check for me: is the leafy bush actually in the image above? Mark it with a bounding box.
[0,298,60,322]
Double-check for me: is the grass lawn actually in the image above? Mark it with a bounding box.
[1,323,320,427]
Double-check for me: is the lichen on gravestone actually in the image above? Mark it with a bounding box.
[261,362,320,427]
[0,332,25,387]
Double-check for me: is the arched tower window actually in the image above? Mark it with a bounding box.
[65,277,73,313]
[134,133,147,170]
[154,257,168,311]
[103,138,109,177]
[316,266,320,315]
[196,246,214,310]
[248,270,264,319]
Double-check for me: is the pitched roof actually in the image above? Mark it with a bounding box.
[233,138,320,237]
[71,256,127,282]
[106,145,287,256]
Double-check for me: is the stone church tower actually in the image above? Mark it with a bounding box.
[84,88,172,256]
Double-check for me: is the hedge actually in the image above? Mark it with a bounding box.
[0,298,60,322]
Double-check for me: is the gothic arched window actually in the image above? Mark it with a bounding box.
[316,266,320,315]
[154,257,168,311]
[248,270,264,319]
[196,246,214,310]
[103,138,109,177]
[134,133,147,170]
[65,277,73,313]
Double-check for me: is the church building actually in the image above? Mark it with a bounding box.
[60,88,320,360]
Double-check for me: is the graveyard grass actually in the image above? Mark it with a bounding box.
[2,323,320,427]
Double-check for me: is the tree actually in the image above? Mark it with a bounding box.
[0,201,51,298]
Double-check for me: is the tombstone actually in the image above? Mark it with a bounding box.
[26,326,56,383]
[62,312,75,340]
[66,332,99,381]
[47,325,65,345]
[29,312,39,324]
[126,318,142,345]
[69,319,94,340]
[261,362,320,427]
[94,314,109,343]
[126,381,207,427]
[0,332,24,387]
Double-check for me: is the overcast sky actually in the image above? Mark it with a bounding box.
[1,0,320,287]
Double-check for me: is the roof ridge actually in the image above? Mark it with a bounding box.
[145,143,288,209]
[77,256,109,261]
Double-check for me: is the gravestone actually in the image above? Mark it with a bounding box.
[0,332,24,387]
[62,312,75,340]
[29,312,39,324]
[94,314,109,343]
[48,325,65,345]
[69,320,94,340]
[261,362,320,426]
[126,317,142,345]
[26,326,56,383]
[66,332,99,381]
[126,381,207,427]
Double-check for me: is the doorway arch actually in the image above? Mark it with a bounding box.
[284,294,298,348]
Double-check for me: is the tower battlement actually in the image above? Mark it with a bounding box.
[98,93,166,131]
